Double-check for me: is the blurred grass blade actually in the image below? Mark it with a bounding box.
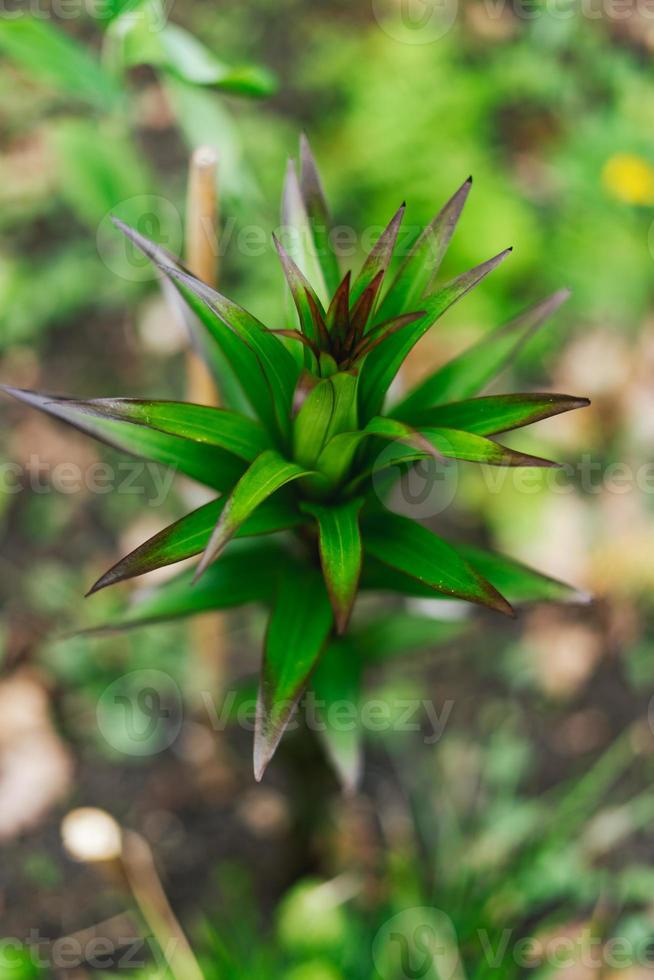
[303,498,364,633]
[0,18,120,108]
[299,134,342,295]
[88,494,302,594]
[401,392,591,434]
[195,450,313,579]
[377,177,472,322]
[363,511,514,616]
[84,545,282,632]
[395,289,570,416]
[64,399,270,461]
[281,160,328,305]
[255,564,333,780]
[0,386,244,491]
[359,249,512,420]
[312,638,362,792]
[456,543,590,604]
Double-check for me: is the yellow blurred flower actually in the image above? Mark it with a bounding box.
[602,153,654,205]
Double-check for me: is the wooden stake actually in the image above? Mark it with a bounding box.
[184,146,228,704]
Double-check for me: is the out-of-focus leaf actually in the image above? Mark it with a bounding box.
[456,543,589,604]
[376,176,473,322]
[395,290,570,416]
[302,498,364,633]
[281,160,328,306]
[88,493,302,594]
[362,511,513,616]
[195,450,312,578]
[0,386,243,491]
[400,392,591,434]
[0,19,120,108]
[311,638,362,792]
[67,399,269,461]
[353,612,467,661]
[255,563,333,780]
[84,544,281,632]
[299,134,342,295]
[359,249,512,420]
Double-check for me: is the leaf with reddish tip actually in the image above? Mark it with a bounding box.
[376,176,473,322]
[273,233,326,344]
[359,248,512,421]
[419,427,558,467]
[401,392,591,435]
[326,271,352,344]
[84,543,282,633]
[350,311,425,362]
[254,563,333,780]
[350,203,406,306]
[302,498,364,633]
[349,270,384,345]
[394,289,570,417]
[311,637,362,792]
[0,385,244,491]
[87,493,302,594]
[362,511,514,617]
[63,398,269,461]
[456,543,590,604]
[195,450,313,580]
[299,133,342,295]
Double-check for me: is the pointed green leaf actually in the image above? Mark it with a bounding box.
[362,511,514,616]
[281,159,328,305]
[88,493,302,594]
[0,386,243,491]
[418,427,557,467]
[293,378,335,468]
[456,543,590,604]
[311,637,362,792]
[302,498,364,633]
[255,563,333,780]
[359,249,512,421]
[273,233,325,343]
[400,392,591,434]
[195,450,313,578]
[64,399,269,461]
[299,134,342,295]
[376,177,472,322]
[394,290,570,417]
[84,543,281,632]
[350,204,405,307]
[113,219,299,438]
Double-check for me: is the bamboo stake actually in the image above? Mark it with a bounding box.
[184,147,228,704]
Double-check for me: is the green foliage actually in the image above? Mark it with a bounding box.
[2,139,589,783]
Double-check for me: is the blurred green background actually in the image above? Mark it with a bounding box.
[2,0,654,977]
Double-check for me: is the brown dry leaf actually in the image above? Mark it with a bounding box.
[0,671,73,841]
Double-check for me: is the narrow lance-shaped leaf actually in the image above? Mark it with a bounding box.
[113,219,299,439]
[293,378,335,468]
[302,498,364,633]
[311,637,363,792]
[281,159,328,306]
[362,511,514,616]
[394,289,570,417]
[255,563,333,780]
[418,427,557,467]
[0,386,244,491]
[299,133,342,295]
[350,203,405,307]
[455,543,591,605]
[402,392,591,435]
[83,544,282,633]
[376,176,472,323]
[359,248,512,421]
[273,233,326,343]
[195,450,313,579]
[87,493,302,595]
[63,398,270,461]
